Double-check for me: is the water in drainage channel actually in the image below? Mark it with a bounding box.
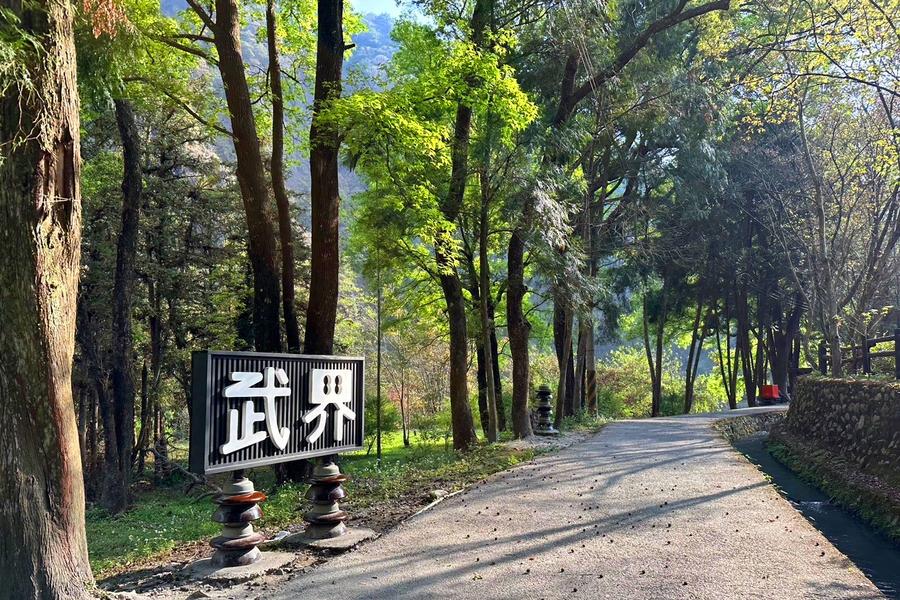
[733,432,900,599]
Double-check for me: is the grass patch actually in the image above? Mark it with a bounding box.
[87,430,550,579]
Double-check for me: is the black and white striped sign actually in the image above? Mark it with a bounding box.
[189,350,365,475]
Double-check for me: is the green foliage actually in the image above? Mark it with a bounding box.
[338,19,536,281]
[692,371,736,414]
[595,346,682,418]
[363,394,402,451]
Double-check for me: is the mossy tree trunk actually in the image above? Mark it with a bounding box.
[103,97,142,514]
[0,0,94,594]
[507,228,533,438]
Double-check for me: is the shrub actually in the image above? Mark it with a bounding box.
[595,346,681,418]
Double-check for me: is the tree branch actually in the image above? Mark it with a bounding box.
[185,0,217,32]
[553,0,730,125]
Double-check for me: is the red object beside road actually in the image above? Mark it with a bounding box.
[760,385,780,400]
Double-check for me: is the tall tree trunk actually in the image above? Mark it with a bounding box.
[735,282,757,407]
[376,267,383,460]
[399,378,410,446]
[489,308,505,430]
[304,0,344,355]
[789,336,800,397]
[86,387,99,497]
[266,0,301,352]
[103,98,142,513]
[767,294,803,401]
[574,320,587,411]
[147,279,165,474]
[479,170,499,442]
[476,345,489,436]
[0,0,93,591]
[433,0,489,451]
[507,228,532,438]
[584,315,597,414]
[472,281,505,434]
[715,296,740,410]
[642,290,666,418]
[553,298,573,419]
[799,94,842,377]
[566,329,575,414]
[554,298,574,428]
[136,361,150,475]
[683,299,705,414]
[214,0,282,352]
[442,272,478,449]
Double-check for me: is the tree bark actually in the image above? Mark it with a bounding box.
[399,378,410,446]
[267,0,301,352]
[553,298,576,418]
[441,272,479,449]
[735,270,758,407]
[304,0,344,355]
[642,287,667,418]
[479,170,499,442]
[376,268,383,460]
[489,308,505,431]
[136,361,150,475]
[507,228,533,438]
[767,293,803,401]
[103,98,142,513]
[476,345,490,436]
[683,299,706,414]
[584,315,597,414]
[0,0,94,591]
[715,295,740,410]
[432,0,489,451]
[553,298,574,428]
[574,320,587,411]
[213,0,282,352]
[472,274,504,434]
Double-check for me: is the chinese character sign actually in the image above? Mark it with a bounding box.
[189,351,365,475]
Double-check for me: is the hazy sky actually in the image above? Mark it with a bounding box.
[350,0,403,17]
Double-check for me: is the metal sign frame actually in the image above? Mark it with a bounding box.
[189,350,365,475]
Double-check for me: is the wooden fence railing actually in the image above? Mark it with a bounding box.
[818,328,900,378]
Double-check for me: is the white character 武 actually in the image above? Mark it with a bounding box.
[220,367,291,455]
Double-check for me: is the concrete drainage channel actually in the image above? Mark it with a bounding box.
[721,416,900,598]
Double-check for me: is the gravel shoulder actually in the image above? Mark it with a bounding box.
[273,408,883,600]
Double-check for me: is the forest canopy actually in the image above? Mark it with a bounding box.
[1,0,898,593]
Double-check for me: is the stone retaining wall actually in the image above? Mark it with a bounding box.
[713,411,785,442]
[777,377,900,480]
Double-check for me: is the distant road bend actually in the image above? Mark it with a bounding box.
[276,408,882,600]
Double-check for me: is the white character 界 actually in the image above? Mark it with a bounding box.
[303,369,356,444]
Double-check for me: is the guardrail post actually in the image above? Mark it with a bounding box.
[894,328,900,380]
[818,341,827,375]
[862,335,871,374]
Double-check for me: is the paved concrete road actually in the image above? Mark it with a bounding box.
[275,409,882,599]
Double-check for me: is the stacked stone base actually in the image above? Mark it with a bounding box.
[210,477,266,567]
[303,460,349,539]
